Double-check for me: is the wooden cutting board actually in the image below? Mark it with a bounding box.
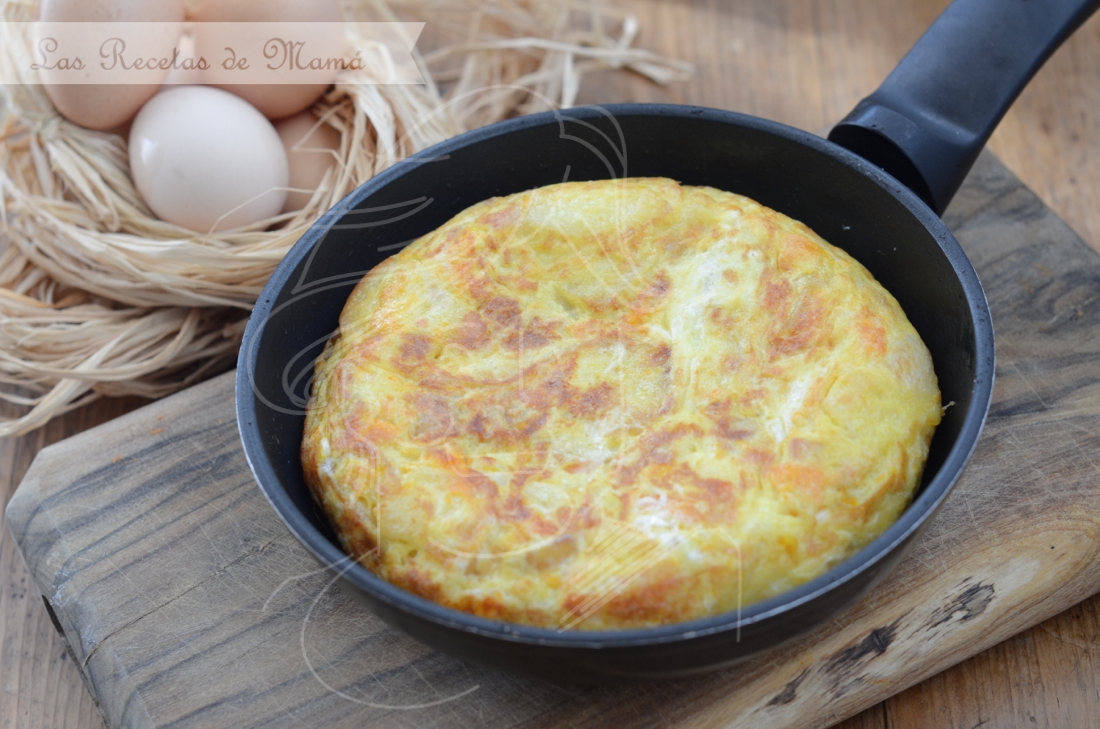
[6,151,1100,729]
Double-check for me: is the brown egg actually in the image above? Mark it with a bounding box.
[192,0,344,120]
[37,0,185,130]
[275,110,342,213]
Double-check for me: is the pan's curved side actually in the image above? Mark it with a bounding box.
[237,106,994,680]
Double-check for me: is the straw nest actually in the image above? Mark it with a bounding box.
[0,0,690,436]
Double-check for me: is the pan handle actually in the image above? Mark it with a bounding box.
[828,0,1099,215]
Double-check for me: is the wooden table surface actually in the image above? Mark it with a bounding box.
[3,1,1099,727]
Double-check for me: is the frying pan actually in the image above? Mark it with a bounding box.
[236,0,1099,681]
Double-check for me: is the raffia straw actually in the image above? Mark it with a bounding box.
[0,0,691,436]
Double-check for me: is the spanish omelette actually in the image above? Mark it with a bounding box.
[301,177,942,630]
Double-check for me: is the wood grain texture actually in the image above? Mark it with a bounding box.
[3,1,1100,727]
[0,396,148,729]
[7,151,1100,729]
[574,0,1100,256]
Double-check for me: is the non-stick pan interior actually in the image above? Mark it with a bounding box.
[238,105,991,678]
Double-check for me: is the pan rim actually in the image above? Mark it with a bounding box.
[236,102,995,651]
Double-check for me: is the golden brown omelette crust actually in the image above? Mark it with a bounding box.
[301,178,942,630]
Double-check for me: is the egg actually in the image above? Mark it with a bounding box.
[37,0,185,130]
[275,111,342,213]
[128,85,288,233]
[192,0,345,120]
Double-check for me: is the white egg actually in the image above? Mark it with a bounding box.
[129,86,288,233]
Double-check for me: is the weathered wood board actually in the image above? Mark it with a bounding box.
[6,151,1100,729]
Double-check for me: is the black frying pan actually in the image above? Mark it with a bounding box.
[236,0,1098,681]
